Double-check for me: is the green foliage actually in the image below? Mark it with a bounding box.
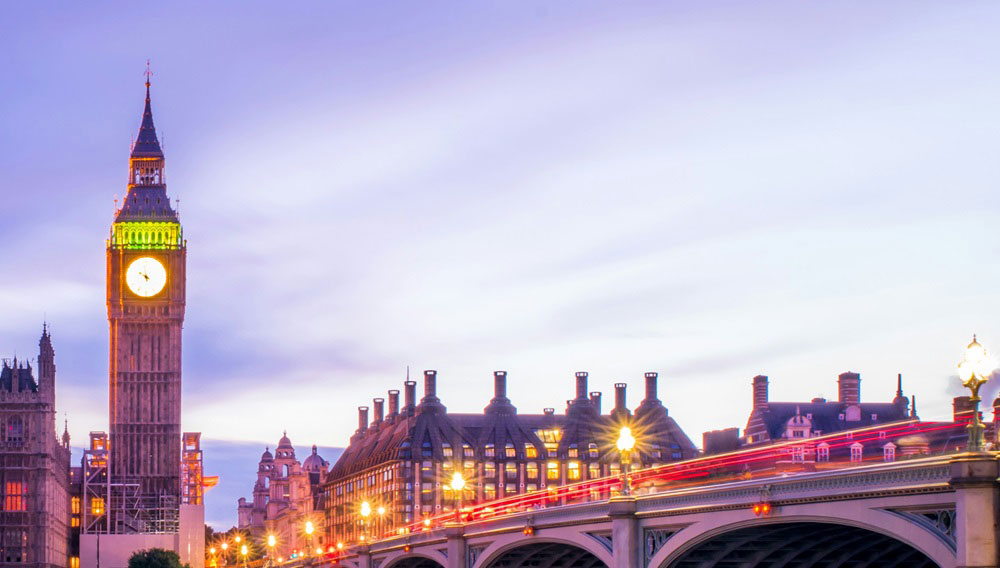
[127,548,191,568]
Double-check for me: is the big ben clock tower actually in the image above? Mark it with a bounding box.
[107,74,185,504]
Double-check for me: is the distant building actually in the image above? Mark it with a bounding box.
[320,370,697,546]
[237,433,328,559]
[703,371,922,467]
[0,326,71,567]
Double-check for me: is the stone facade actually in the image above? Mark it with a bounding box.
[0,327,71,567]
[320,370,697,546]
[237,433,328,559]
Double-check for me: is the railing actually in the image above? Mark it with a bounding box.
[381,420,964,540]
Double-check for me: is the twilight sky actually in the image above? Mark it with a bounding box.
[2,1,999,528]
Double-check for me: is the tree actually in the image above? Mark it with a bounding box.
[128,548,191,568]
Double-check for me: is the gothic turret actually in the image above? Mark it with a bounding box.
[38,323,55,403]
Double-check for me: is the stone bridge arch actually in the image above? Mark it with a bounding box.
[648,508,955,568]
[380,551,446,568]
[661,521,938,567]
[471,531,612,568]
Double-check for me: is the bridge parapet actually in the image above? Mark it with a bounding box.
[353,453,997,568]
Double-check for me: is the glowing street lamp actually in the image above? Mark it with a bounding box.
[220,542,229,567]
[617,426,636,496]
[266,534,276,565]
[240,544,248,568]
[304,520,315,556]
[449,471,466,522]
[360,500,372,542]
[959,335,994,452]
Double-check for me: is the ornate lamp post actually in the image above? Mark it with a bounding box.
[304,520,314,557]
[220,542,229,567]
[240,544,248,568]
[449,471,466,522]
[617,427,636,496]
[376,505,386,536]
[959,335,993,453]
[266,534,276,567]
[360,501,372,543]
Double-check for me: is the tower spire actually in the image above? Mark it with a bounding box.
[131,61,163,160]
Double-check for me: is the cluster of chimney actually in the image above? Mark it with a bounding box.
[353,369,668,437]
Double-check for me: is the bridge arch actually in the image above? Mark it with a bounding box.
[652,515,949,568]
[383,553,446,568]
[473,534,611,568]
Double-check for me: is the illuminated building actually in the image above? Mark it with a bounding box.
[0,326,72,567]
[75,70,207,568]
[236,433,329,559]
[320,370,696,544]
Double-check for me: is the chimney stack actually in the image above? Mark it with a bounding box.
[590,391,602,414]
[838,372,861,404]
[388,389,400,418]
[644,372,659,403]
[494,371,508,400]
[614,383,627,413]
[575,372,588,400]
[358,406,369,433]
[373,398,385,423]
[404,380,417,414]
[753,375,769,409]
[423,370,438,401]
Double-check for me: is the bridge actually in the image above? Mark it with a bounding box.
[328,429,999,568]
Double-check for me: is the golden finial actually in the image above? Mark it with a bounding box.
[144,59,153,88]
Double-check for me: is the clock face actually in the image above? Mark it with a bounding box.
[125,257,167,297]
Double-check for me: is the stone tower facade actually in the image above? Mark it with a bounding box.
[0,326,71,567]
[106,76,186,504]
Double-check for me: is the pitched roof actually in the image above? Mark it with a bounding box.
[754,400,909,441]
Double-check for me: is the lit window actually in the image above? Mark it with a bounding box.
[463,461,475,479]
[526,483,538,492]
[567,461,581,480]
[526,462,538,479]
[71,497,81,514]
[588,443,599,459]
[568,445,579,458]
[505,463,517,480]
[504,483,517,494]
[90,496,104,516]
[791,446,804,463]
[525,445,538,459]
[484,463,496,479]
[484,484,496,500]
[546,461,560,480]
[71,517,80,527]
[485,444,495,457]
[463,444,474,457]
[505,443,516,458]
[442,444,453,458]
[588,464,600,479]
